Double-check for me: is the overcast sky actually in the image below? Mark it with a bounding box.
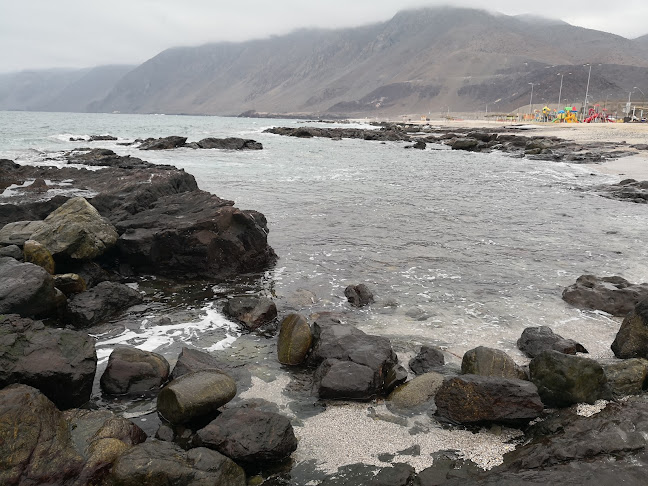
[2,0,647,73]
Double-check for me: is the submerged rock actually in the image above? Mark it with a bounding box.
[461,346,526,380]
[529,350,612,407]
[222,294,277,330]
[517,326,588,358]
[195,407,297,464]
[388,371,445,411]
[157,370,237,425]
[562,274,648,316]
[0,315,97,409]
[100,346,170,396]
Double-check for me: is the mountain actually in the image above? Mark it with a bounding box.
[4,7,648,116]
[0,65,134,112]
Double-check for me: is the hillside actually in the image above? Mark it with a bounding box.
[3,7,648,116]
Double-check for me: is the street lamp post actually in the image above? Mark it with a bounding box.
[582,64,592,121]
[557,72,571,107]
[635,87,646,121]
[528,82,537,117]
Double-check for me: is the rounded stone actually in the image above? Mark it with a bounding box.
[23,239,55,274]
[277,313,313,365]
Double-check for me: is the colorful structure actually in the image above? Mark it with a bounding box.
[553,106,579,123]
[583,104,613,123]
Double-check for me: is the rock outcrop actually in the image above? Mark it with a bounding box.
[562,275,648,316]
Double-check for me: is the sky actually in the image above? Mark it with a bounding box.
[1,0,647,73]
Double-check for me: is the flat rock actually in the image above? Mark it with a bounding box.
[196,137,263,150]
[0,220,45,245]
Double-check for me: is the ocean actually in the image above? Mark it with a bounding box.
[2,110,648,476]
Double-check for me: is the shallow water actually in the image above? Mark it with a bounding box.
[2,111,647,477]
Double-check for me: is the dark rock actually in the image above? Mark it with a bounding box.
[315,358,377,399]
[23,238,55,274]
[110,440,246,486]
[562,274,648,316]
[0,220,45,245]
[138,136,187,150]
[100,346,170,395]
[0,257,58,317]
[196,137,263,150]
[0,384,84,486]
[66,261,110,288]
[344,283,374,307]
[529,350,612,407]
[405,140,426,149]
[195,407,297,463]
[611,298,648,358]
[319,463,418,486]
[0,244,22,259]
[517,326,588,358]
[66,281,143,328]
[222,294,277,330]
[89,134,118,141]
[277,313,313,365]
[30,196,119,260]
[66,148,154,169]
[600,358,648,396]
[53,273,87,296]
[0,314,97,409]
[435,375,543,424]
[461,346,526,379]
[598,178,648,204]
[170,346,251,386]
[388,371,444,411]
[157,370,237,425]
[383,364,409,394]
[409,345,445,375]
[418,450,481,485]
[451,138,481,151]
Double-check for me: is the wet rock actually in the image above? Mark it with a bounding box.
[114,191,277,279]
[66,281,143,327]
[170,346,251,387]
[100,346,170,395]
[611,298,648,358]
[405,140,426,149]
[598,178,648,204]
[409,345,445,374]
[138,135,188,150]
[23,238,55,274]
[451,138,481,151]
[277,313,313,365]
[195,407,297,463]
[0,257,58,317]
[67,148,155,169]
[53,273,87,296]
[0,384,84,486]
[562,274,648,316]
[344,283,374,307]
[600,358,648,396]
[418,450,481,485]
[383,364,409,394]
[321,463,417,486]
[0,314,97,409]
[110,440,246,486]
[517,326,588,358]
[435,375,543,424]
[315,358,377,399]
[30,196,119,260]
[388,371,444,411]
[0,220,45,245]
[0,244,22,259]
[196,137,263,150]
[529,350,612,407]
[461,346,526,379]
[157,370,237,425]
[66,261,110,288]
[222,294,277,330]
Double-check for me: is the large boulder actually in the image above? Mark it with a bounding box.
[435,375,544,424]
[461,346,526,379]
[408,345,445,375]
[0,385,84,486]
[600,358,648,396]
[66,281,143,328]
[562,275,648,316]
[157,370,237,424]
[30,196,118,260]
[529,350,612,407]
[196,137,263,150]
[0,220,45,245]
[308,315,398,398]
[138,136,187,150]
[110,440,246,486]
[387,371,445,411]
[222,294,277,330]
[114,191,277,279]
[100,346,170,395]
[611,298,648,358]
[195,407,297,463]
[0,257,58,317]
[0,314,97,409]
[277,313,313,365]
[315,358,377,400]
[517,326,588,358]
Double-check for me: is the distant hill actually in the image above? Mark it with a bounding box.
[0,65,134,112]
[3,7,648,116]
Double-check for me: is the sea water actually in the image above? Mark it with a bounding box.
[2,110,647,473]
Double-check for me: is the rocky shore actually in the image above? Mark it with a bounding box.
[3,140,648,485]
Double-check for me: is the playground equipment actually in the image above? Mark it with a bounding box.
[553,106,579,123]
[583,104,613,123]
